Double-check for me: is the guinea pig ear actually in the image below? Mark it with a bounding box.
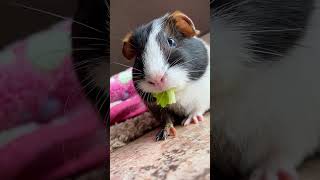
[122,32,136,60]
[169,11,200,37]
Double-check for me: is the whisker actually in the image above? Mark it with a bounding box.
[132,76,144,80]
[188,70,207,73]
[252,46,285,54]
[98,92,109,114]
[132,72,144,75]
[176,57,198,67]
[146,93,150,103]
[143,92,148,101]
[64,75,95,113]
[148,94,153,103]
[73,64,93,71]
[96,88,104,101]
[111,62,142,72]
[73,56,107,68]
[71,37,108,42]
[10,2,104,33]
[83,84,102,101]
[29,48,105,62]
[103,107,110,125]
[213,0,237,15]
[132,78,144,81]
[136,88,144,98]
[141,92,145,101]
[247,48,285,57]
[132,79,144,83]
[244,28,303,33]
[165,47,173,62]
[88,43,108,46]
[214,0,251,18]
[125,41,138,49]
[213,0,241,16]
[170,57,183,67]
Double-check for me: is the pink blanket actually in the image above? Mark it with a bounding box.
[0,20,146,179]
[110,68,147,125]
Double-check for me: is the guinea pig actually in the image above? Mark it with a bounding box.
[122,11,210,141]
[212,0,320,180]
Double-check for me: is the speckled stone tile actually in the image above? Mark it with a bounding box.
[110,114,210,180]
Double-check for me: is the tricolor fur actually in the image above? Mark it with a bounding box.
[212,0,320,179]
[122,11,210,133]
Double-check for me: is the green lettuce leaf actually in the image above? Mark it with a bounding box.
[152,88,176,108]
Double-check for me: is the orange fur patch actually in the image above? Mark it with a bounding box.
[122,32,136,60]
[170,11,200,37]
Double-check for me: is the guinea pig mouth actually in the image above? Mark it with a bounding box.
[152,88,169,93]
[146,87,168,93]
[140,83,171,94]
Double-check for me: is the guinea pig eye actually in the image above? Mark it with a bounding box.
[167,38,176,47]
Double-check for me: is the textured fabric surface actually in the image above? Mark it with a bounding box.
[110,112,160,152]
[0,21,108,179]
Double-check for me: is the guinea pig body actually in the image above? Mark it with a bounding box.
[122,11,210,140]
[212,0,320,179]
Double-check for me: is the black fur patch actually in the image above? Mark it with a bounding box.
[212,0,314,62]
[156,23,209,81]
[176,38,208,80]
[131,22,153,57]
[72,0,109,119]
[160,31,208,80]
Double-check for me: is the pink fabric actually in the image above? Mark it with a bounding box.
[0,105,105,180]
[109,67,147,125]
[0,20,145,179]
[110,95,147,125]
[110,68,137,102]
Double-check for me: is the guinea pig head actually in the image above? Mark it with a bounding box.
[122,11,201,93]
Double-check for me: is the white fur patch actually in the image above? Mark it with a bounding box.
[143,19,168,79]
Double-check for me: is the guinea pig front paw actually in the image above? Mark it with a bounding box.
[182,113,204,126]
[155,126,177,141]
[250,166,298,180]
[155,128,169,141]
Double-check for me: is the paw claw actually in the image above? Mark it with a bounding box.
[192,117,198,124]
[169,127,177,137]
[182,117,192,126]
[197,115,204,121]
[182,114,204,126]
[155,129,168,141]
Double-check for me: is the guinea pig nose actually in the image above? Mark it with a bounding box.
[156,74,165,82]
[160,76,165,82]
[149,74,166,85]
